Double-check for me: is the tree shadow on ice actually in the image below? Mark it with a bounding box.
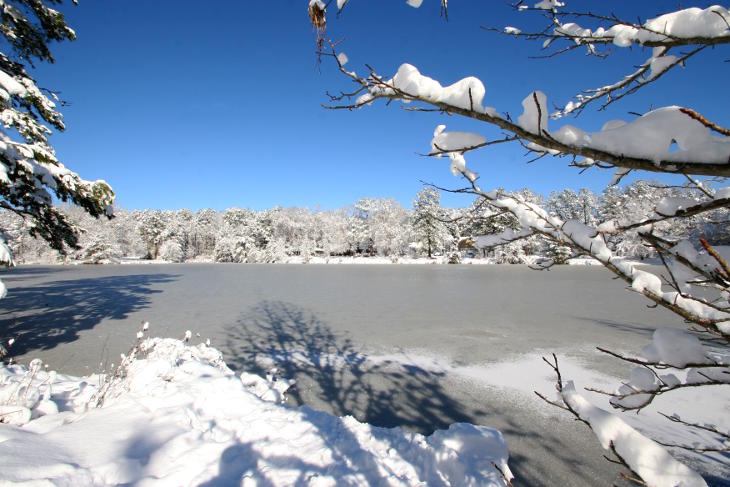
[0,273,179,357]
[220,300,485,435]
[0,266,65,282]
[220,301,630,486]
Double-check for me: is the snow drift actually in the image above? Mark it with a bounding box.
[0,338,512,486]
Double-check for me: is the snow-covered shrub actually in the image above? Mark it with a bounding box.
[159,239,185,263]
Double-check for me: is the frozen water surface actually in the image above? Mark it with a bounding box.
[1,264,726,486]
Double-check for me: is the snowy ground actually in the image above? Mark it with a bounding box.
[2,337,727,486]
[0,338,511,486]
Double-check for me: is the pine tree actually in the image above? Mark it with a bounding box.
[412,187,449,258]
[0,1,114,254]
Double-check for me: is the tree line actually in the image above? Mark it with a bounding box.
[2,181,726,265]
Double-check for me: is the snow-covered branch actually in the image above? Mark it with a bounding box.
[535,354,708,487]
[315,2,730,484]
[488,5,730,117]
[325,56,730,177]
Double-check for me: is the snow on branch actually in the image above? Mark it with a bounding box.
[484,5,730,117]
[654,413,730,454]
[443,162,730,338]
[586,328,730,412]
[0,1,115,253]
[535,354,709,487]
[496,5,730,50]
[324,50,730,177]
[601,196,730,235]
[316,4,730,483]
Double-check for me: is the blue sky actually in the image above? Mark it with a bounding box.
[32,1,729,211]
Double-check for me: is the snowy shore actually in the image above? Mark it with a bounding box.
[22,255,608,266]
[0,338,512,486]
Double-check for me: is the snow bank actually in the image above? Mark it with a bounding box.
[0,338,512,486]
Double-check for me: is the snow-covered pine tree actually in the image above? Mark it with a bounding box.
[136,209,165,260]
[412,187,450,258]
[0,1,114,258]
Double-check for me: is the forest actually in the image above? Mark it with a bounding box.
[3,181,727,266]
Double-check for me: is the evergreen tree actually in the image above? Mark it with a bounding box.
[0,1,114,254]
[412,187,449,258]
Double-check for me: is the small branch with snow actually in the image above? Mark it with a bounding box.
[324,56,730,177]
[654,413,730,453]
[535,354,709,486]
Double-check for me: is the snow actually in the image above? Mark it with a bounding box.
[719,321,730,334]
[431,125,486,152]
[0,71,27,97]
[648,52,679,80]
[473,228,532,248]
[640,328,713,368]
[561,382,708,487]
[503,26,520,34]
[0,338,513,486]
[534,0,564,9]
[281,346,729,482]
[655,196,698,216]
[551,6,730,46]
[550,106,730,165]
[631,269,663,295]
[447,152,478,181]
[644,6,730,40]
[714,187,730,199]
[517,91,548,135]
[336,52,348,66]
[360,63,495,114]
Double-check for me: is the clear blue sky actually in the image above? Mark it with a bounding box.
[32,1,728,211]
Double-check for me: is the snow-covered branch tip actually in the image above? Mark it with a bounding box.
[654,413,730,453]
[535,354,710,486]
[494,5,730,50]
[484,6,730,118]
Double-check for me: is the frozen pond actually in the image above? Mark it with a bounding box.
[0,264,720,486]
